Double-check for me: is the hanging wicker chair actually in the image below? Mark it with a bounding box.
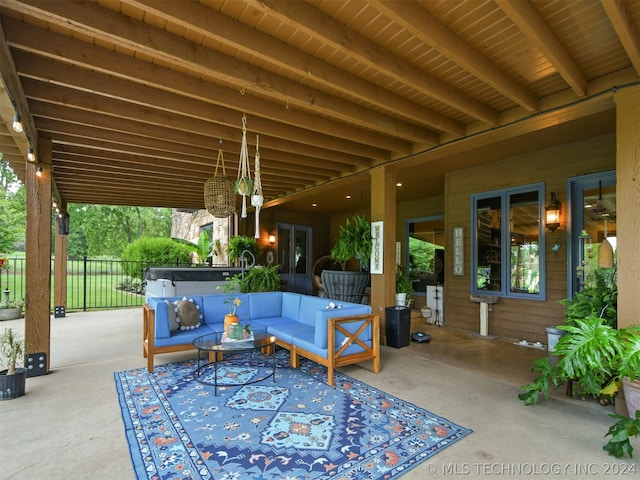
[204,147,235,218]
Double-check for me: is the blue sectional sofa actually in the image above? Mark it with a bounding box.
[143,291,380,386]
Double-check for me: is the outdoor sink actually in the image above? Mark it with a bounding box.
[469,294,499,304]
[469,295,499,337]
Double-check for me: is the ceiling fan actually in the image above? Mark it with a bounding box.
[586,180,616,221]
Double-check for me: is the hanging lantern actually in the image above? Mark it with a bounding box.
[251,134,264,239]
[236,114,253,218]
[598,216,614,268]
[203,142,235,218]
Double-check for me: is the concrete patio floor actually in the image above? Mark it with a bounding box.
[0,308,637,479]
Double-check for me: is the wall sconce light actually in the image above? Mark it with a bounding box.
[27,147,36,162]
[268,234,276,246]
[12,113,23,133]
[545,192,561,232]
[36,165,43,177]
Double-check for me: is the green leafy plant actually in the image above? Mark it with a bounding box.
[0,328,28,375]
[396,265,413,296]
[0,299,24,310]
[519,316,640,458]
[603,410,640,459]
[172,231,219,265]
[227,235,259,262]
[239,265,281,293]
[330,215,372,269]
[121,237,193,279]
[561,268,617,328]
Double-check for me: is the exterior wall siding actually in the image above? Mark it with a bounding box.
[444,134,615,343]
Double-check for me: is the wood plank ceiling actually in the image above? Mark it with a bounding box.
[0,0,638,214]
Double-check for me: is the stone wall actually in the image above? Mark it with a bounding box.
[171,209,231,265]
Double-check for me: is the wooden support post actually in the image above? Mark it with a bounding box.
[614,87,640,329]
[25,137,52,373]
[369,166,397,345]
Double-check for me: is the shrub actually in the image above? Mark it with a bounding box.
[121,237,192,280]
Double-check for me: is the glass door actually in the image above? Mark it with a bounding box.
[568,170,616,295]
[277,223,312,294]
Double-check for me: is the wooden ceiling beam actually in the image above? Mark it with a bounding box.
[496,0,588,98]
[369,0,540,112]
[18,71,383,163]
[3,1,439,145]
[248,0,497,126]
[601,0,640,77]
[5,27,412,154]
[30,100,369,170]
[52,144,335,181]
[120,0,457,137]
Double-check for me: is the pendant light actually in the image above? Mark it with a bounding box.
[598,215,614,268]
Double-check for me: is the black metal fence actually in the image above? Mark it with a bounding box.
[0,256,195,312]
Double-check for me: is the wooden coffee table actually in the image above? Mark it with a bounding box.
[192,331,277,395]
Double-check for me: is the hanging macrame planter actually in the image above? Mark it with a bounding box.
[203,142,235,218]
[251,134,264,239]
[236,114,253,218]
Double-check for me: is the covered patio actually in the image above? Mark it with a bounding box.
[0,308,635,479]
[1,3,640,476]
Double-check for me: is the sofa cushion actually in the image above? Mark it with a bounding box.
[202,293,251,326]
[298,295,337,327]
[281,292,301,321]
[175,298,203,330]
[265,319,314,345]
[154,324,216,348]
[249,292,283,319]
[165,300,180,333]
[314,305,372,348]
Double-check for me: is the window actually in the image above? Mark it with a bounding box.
[471,183,545,300]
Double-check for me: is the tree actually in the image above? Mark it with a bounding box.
[0,158,25,253]
[66,204,172,257]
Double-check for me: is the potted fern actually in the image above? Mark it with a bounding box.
[322,215,372,304]
[239,265,281,293]
[0,328,29,400]
[227,235,259,264]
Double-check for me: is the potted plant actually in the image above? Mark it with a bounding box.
[396,265,414,307]
[239,265,281,293]
[546,269,617,363]
[0,327,29,400]
[0,299,24,321]
[330,214,372,270]
[227,235,259,264]
[320,215,372,304]
[216,275,250,337]
[519,316,640,458]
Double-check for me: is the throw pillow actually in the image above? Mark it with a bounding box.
[165,300,179,333]
[174,298,202,330]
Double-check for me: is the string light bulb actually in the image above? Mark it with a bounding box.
[27,147,36,162]
[36,165,43,177]
[12,113,23,132]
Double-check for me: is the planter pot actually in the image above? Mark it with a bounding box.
[622,377,640,416]
[395,293,407,307]
[0,307,23,321]
[320,270,370,304]
[545,326,566,366]
[0,368,27,400]
[385,306,411,348]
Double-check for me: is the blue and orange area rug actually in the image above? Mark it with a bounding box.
[114,351,471,479]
